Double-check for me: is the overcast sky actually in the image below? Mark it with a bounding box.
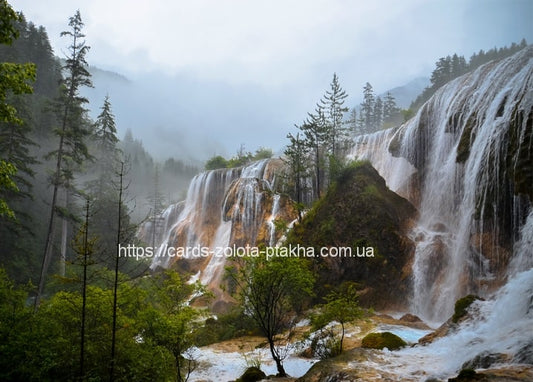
[9,0,533,161]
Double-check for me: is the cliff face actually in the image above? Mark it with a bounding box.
[286,161,417,308]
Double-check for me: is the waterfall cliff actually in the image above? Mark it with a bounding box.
[139,158,296,307]
[351,46,533,322]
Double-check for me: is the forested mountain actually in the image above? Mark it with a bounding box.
[0,9,199,286]
[410,39,528,110]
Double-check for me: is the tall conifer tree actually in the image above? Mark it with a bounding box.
[37,10,93,304]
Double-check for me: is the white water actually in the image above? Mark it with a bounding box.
[148,159,287,287]
[362,268,533,380]
[351,47,533,322]
[267,194,281,246]
[188,347,317,382]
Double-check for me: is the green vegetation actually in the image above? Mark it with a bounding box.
[286,161,416,306]
[0,0,35,219]
[205,154,228,170]
[226,253,315,377]
[194,308,261,346]
[452,295,479,323]
[310,282,365,358]
[0,5,198,287]
[204,146,273,170]
[361,332,407,350]
[410,39,528,111]
[0,266,203,381]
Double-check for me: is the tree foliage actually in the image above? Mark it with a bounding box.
[0,264,204,381]
[283,132,310,219]
[410,39,528,110]
[290,73,352,200]
[310,282,364,358]
[0,1,35,219]
[227,254,314,377]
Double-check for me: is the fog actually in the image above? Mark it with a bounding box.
[10,0,533,162]
[83,67,310,161]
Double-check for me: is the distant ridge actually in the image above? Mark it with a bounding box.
[381,76,429,109]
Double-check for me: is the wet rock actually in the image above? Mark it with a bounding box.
[399,313,423,323]
[361,332,407,350]
[235,366,266,382]
[461,352,511,370]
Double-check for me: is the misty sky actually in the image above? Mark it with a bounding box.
[9,0,533,161]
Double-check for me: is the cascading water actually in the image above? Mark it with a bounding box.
[359,211,533,380]
[145,158,297,297]
[351,46,533,322]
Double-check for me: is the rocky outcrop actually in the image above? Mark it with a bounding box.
[286,161,417,308]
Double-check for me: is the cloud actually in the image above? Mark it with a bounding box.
[9,0,533,160]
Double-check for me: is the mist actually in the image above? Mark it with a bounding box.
[83,67,320,162]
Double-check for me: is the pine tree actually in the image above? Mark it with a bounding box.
[298,110,328,199]
[347,107,360,136]
[0,0,36,219]
[361,82,375,134]
[37,10,93,305]
[94,95,118,155]
[318,73,350,158]
[90,95,119,193]
[373,96,383,130]
[0,95,37,203]
[451,53,467,78]
[283,132,309,220]
[383,92,398,126]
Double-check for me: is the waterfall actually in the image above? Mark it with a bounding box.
[351,46,533,322]
[366,217,533,380]
[146,158,296,293]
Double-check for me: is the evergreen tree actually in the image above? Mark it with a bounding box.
[0,9,62,284]
[37,10,93,305]
[361,82,375,134]
[318,73,350,158]
[383,91,399,126]
[451,53,468,77]
[283,132,309,220]
[0,0,36,218]
[94,94,118,155]
[0,95,37,205]
[373,96,383,130]
[298,110,328,199]
[347,107,360,136]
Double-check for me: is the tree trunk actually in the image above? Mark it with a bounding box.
[268,339,287,377]
[110,162,124,382]
[59,187,69,277]
[340,322,345,354]
[315,144,321,199]
[80,199,89,380]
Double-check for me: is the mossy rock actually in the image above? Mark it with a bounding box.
[452,295,479,323]
[236,366,267,382]
[285,161,417,307]
[361,331,407,350]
